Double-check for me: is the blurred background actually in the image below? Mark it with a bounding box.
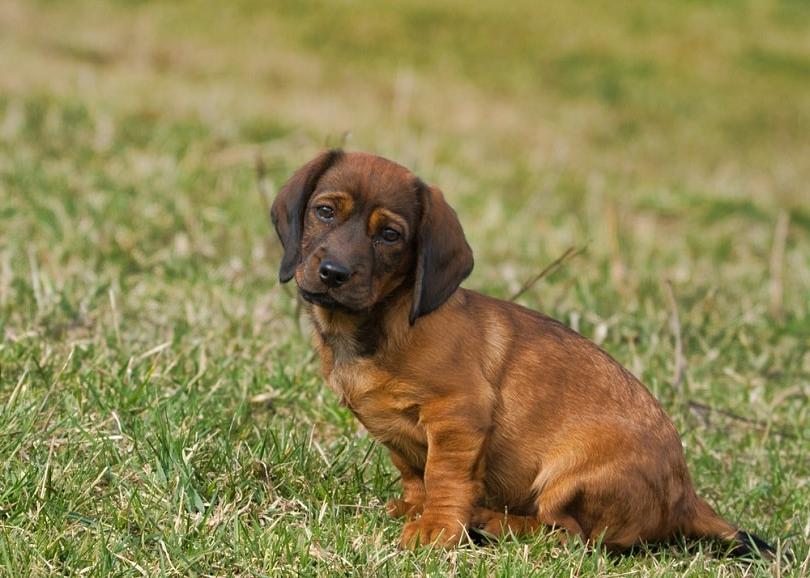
[1,0,808,574]
[3,1,809,296]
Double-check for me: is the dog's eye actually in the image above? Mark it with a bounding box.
[315,205,335,222]
[380,227,401,243]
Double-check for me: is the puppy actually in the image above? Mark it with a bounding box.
[271,149,774,555]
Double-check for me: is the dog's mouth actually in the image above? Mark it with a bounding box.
[299,288,356,312]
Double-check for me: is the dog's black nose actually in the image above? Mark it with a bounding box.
[318,260,351,288]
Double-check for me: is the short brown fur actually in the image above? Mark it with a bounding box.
[271,150,773,554]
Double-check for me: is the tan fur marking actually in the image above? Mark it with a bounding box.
[310,190,354,219]
[368,208,409,238]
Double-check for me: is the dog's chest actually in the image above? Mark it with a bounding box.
[326,358,383,405]
[326,358,426,452]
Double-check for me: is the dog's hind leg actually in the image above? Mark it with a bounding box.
[470,505,586,544]
[533,480,590,543]
[470,507,542,537]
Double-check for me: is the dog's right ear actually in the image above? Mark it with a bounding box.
[271,149,343,283]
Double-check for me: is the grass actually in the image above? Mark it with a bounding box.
[0,0,808,575]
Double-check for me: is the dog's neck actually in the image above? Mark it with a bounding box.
[310,307,366,365]
[308,286,413,367]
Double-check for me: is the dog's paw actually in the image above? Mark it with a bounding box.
[400,516,464,549]
[469,508,505,536]
[386,499,423,519]
[470,507,540,538]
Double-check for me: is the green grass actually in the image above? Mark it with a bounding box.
[1,0,808,575]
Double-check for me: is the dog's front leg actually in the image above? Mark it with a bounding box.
[400,406,487,548]
[385,447,425,519]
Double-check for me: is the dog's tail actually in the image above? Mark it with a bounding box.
[683,496,775,558]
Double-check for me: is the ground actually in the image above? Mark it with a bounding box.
[0,0,808,575]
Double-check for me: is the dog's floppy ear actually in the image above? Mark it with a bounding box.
[271,149,343,283]
[409,180,474,324]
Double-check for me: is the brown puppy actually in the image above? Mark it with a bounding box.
[271,149,773,555]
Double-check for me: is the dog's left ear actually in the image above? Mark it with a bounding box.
[409,180,474,324]
[271,149,343,283]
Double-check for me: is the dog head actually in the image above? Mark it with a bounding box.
[271,150,473,323]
